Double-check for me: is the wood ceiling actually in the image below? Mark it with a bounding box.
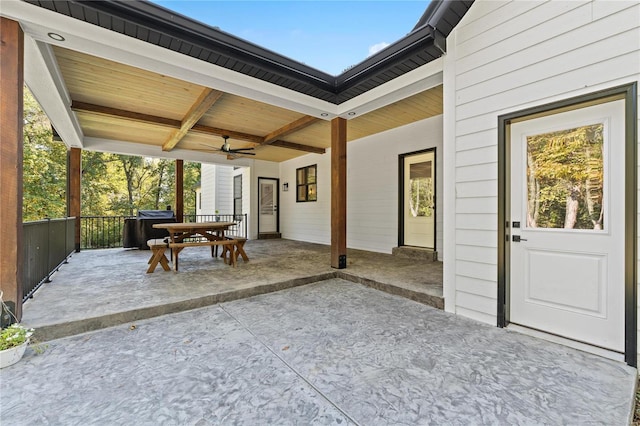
[55,46,443,163]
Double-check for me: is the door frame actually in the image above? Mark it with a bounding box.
[497,83,637,367]
[398,148,437,248]
[257,177,279,235]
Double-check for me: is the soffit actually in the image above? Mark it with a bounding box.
[54,45,444,163]
[24,0,474,104]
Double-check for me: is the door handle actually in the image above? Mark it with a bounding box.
[512,235,528,242]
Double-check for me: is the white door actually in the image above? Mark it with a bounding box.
[510,100,625,352]
[403,151,435,248]
[259,178,278,233]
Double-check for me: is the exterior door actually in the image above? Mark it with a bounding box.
[403,151,435,248]
[258,178,278,233]
[509,100,625,352]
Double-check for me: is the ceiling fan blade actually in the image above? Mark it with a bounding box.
[230,147,255,152]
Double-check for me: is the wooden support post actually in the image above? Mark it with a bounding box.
[175,159,184,222]
[0,18,24,324]
[331,117,347,269]
[68,148,81,252]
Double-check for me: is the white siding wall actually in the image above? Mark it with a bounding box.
[279,116,444,254]
[200,164,217,215]
[279,152,331,245]
[215,165,233,213]
[445,1,640,327]
[199,164,233,214]
[233,167,251,234]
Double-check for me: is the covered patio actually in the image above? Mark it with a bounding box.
[4,260,636,424]
[22,239,444,342]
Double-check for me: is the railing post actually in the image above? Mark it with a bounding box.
[45,218,52,283]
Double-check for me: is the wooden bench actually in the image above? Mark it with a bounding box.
[168,239,240,270]
[146,238,170,273]
[221,237,248,264]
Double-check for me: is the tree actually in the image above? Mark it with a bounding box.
[22,85,201,223]
[526,123,604,230]
[22,87,67,221]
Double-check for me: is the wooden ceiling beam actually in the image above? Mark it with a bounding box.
[270,140,325,154]
[162,88,223,151]
[190,124,264,144]
[70,101,326,154]
[262,115,319,145]
[71,101,181,127]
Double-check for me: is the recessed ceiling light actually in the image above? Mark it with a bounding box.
[320,113,329,117]
[347,111,356,116]
[47,32,65,42]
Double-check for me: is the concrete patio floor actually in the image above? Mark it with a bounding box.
[7,239,638,424]
[2,279,636,425]
[21,239,444,341]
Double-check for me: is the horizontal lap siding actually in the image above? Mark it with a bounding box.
[278,150,332,245]
[450,0,640,325]
[279,116,444,254]
[200,164,217,215]
[215,166,233,214]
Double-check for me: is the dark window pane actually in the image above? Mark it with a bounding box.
[297,186,307,201]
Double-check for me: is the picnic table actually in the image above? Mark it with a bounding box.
[146,221,248,272]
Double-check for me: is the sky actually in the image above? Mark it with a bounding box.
[152,1,430,75]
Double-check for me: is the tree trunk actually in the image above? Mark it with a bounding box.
[526,151,539,228]
[564,184,580,229]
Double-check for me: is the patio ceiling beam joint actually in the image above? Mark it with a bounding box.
[69,102,326,155]
[162,88,223,151]
[262,115,319,145]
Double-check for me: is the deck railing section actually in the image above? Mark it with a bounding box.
[81,214,248,249]
[21,214,247,302]
[81,215,130,249]
[182,214,247,239]
[23,217,76,302]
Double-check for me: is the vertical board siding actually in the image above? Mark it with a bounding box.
[450,0,640,327]
[279,116,444,255]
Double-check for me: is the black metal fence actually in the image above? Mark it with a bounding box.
[182,214,248,239]
[81,215,130,249]
[23,217,76,302]
[21,214,248,301]
[81,214,248,249]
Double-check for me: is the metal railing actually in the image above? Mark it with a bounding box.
[182,214,247,239]
[23,217,76,302]
[81,215,130,249]
[20,214,247,301]
[81,213,248,249]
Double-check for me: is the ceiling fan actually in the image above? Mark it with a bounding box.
[199,135,256,158]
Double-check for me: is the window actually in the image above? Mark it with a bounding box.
[296,164,317,202]
[233,175,242,216]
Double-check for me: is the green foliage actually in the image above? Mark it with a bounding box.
[0,324,33,350]
[527,124,604,229]
[22,86,201,226]
[409,178,434,217]
[23,88,67,221]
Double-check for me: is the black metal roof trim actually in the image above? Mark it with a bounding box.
[22,0,474,104]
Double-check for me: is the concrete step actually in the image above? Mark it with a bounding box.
[258,232,281,239]
[392,246,438,262]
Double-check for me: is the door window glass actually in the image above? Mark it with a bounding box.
[409,161,434,217]
[260,183,274,215]
[526,123,604,230]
